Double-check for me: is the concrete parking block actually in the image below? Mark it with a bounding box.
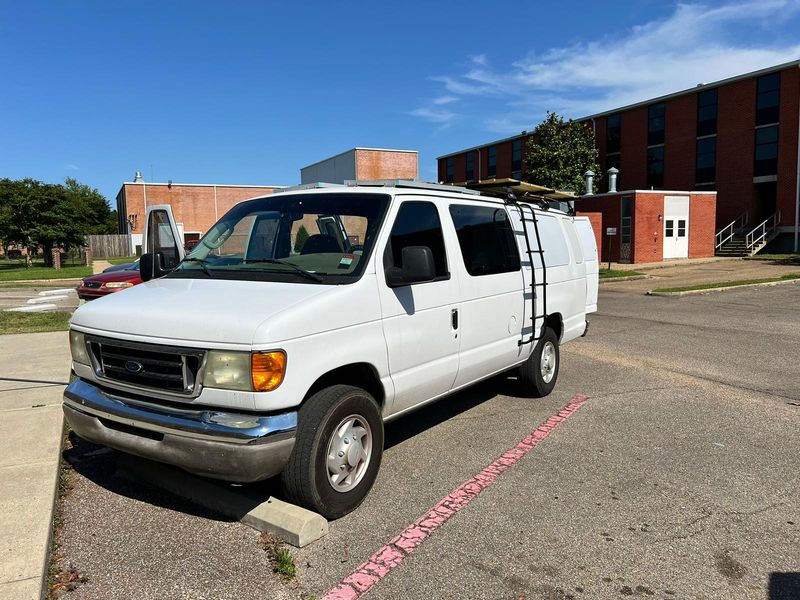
[117,454,328,547]
[242,497,328,548]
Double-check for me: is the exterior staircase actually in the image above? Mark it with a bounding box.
[714,210,781,257]
[715,234,750,257]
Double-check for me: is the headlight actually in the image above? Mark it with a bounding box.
[203,350,287,392]
[69,330,90,366]
[204,351,252,391]
[103,281,134,289]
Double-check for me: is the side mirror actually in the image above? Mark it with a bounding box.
[386,246,436,288]
[139,252,171,282]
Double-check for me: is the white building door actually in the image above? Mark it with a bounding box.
[663,196,689,259]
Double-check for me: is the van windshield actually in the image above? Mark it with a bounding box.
[169,192,390,284]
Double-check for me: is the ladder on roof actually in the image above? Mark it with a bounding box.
[506,196,548,347]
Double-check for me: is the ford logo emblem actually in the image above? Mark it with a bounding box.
[125,360,144,374]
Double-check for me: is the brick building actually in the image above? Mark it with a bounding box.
[301,147,418,184]
[116,179,282,253]
[577,190,717,263]
[437,60,800,252]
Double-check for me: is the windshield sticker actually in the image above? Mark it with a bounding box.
[338,255,354,269]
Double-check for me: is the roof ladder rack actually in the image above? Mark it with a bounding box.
[506,193,548,347]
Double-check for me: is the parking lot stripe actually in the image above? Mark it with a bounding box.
[321,394,589,600]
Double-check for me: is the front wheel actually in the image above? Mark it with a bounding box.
[280,385,383,519]
[517,327,560,397]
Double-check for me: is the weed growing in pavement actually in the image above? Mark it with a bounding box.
[46,424,87,599]
[259,532,298,580]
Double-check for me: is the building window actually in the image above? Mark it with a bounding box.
[647,146,664,188]
[387,201,449,279]
[511,140,522,179]
[449,205,520,276]
[465,152,474,181]
[697,89,718,137]
[696,137,716,183]
[606,113,621,153]
[648,103,665,146]
[754,125,778,177]
[756,72,780,126]
[487,146,497,177]
[445,157,454,183]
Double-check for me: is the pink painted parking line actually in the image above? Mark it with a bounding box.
[321,394,590,600]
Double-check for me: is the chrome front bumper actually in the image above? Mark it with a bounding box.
[63,378,297,482]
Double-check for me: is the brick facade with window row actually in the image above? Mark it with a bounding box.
[438,60,799,249]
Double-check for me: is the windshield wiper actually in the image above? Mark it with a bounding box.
[242,259,323,282]
[181,257,212,277]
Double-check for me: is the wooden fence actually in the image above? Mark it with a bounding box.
[87,234,132,257]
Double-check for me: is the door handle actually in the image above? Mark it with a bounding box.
[452,308,459,330]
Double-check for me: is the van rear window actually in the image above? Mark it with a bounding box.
[449,205,520,276]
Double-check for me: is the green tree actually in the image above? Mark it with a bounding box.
[524,112,600,194]
[294,225,310,253]
[0,177,115,266]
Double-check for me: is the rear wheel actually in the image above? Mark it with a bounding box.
[281,384,383,519]
[518,327,559,397]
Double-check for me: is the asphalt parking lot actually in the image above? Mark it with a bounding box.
[55,283,800,600]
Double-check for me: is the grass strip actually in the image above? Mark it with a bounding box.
[104,256,138,265]
[0,311,72,334]
[0,266,91,281]
[599,268,644,279]
[744,253,800,264]
[652,273,800,293]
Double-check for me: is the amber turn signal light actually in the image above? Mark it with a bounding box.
[251,351,286,392]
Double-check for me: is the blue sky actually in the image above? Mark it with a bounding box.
[2,0,800,205]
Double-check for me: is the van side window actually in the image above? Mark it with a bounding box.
[449,205,521,276]
[535,215,570,267]
[386,201,449,278]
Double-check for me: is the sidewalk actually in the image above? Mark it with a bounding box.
[600,257,800,294]
[0,332,70,600]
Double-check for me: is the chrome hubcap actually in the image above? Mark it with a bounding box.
[540,341,556,383]
[326,415,372,493]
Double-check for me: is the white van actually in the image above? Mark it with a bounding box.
[64,181,598,518]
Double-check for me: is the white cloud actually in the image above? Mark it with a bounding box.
[422,0,800,133]
[432,95,458,105]
[66,164,80,171]
[409,106,460,126]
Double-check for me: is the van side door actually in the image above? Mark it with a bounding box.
[447,202,525,387]
[377,198,460,415]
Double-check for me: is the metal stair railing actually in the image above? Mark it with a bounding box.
[715,211,749,249]
[745,210,781,255]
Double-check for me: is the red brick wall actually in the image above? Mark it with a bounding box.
[618,107,649,192]
[633,194,663,263]
[576,194,623,262]
[688,193,717,258]
[576,212,603,261]
[664,94,696,191]
[715,77,757,226]
[120,184,279,236]
[355,150,418,180]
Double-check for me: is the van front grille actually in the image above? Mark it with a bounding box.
[87,336,205,396]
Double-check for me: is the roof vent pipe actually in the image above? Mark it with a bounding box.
[607,167,619,193]
[584,170,595,195]
[134,170,143,183]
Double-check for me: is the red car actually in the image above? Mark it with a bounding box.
[77,264,142,301]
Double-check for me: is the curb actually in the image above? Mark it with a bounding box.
[599,275,650,283]
[646,277,800,296]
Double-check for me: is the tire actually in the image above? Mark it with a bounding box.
[280,384,383,519]
[517,327,560,398]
